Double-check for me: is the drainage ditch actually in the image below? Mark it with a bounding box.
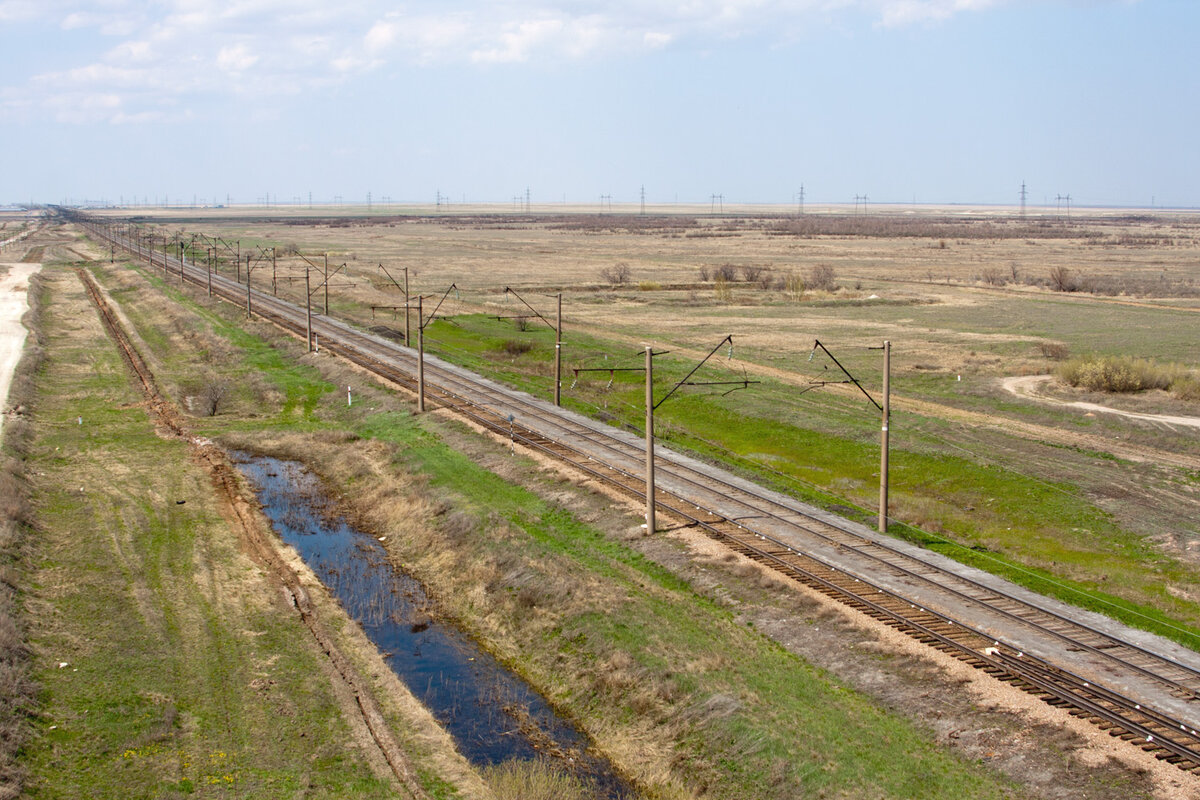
[235,453,630,798]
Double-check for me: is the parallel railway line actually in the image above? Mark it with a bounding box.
[76,214,1200,775]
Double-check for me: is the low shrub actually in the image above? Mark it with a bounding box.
[501,339,533,356]
[598,262,631,285]
[1039,342,1070,361]
[1057,355,1179,393]
[808,264,837,292]
[1173,375,1200,402]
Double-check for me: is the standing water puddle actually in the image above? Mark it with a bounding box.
[235,454,629,798]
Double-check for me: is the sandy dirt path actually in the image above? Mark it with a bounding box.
[0,261,39,427]
[1003,375,1200,431]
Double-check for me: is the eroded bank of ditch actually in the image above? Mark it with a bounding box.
[233,452,632,799]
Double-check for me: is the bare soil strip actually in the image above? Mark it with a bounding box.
[75,268,429,799]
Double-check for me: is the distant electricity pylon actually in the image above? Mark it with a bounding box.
[710,194,724,213]
[525,187,531,214]
[854,194,869,214]
[1019,181,1028,218]
[640,185,646,215]
[1055,193,1072,220]
[797,184,805,215]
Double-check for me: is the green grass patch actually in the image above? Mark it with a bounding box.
[413,314,1200,651]
[356,410,1017,799]
[20,272,394,798]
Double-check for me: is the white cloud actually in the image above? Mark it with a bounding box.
[1,0,1015,123]
[217,43,259,73]
[364,19,399,54]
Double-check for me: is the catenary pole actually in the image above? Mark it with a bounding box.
[879,340,891,533]
[417,295,425,413]
[305,264,313,351]
[645,346,655,533]
[554,293,562,406]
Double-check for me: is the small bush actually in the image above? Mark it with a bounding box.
[598,262,631,285]
[808,264,837,292]
[638,280,661,291]
[740,265,766,283]
[784,271,805,301]
[1039,342,1070,361]
[713,264,738,283]
[198,380,229,416]
[980,267,1006,286]
[1057,355,1177,393]
[1173,375,1200,402]
[714,275,732,302]
[502,340,533,356]
[1048,266,1076,292]
[698,265,711,282]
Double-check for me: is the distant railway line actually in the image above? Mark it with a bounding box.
[74,212,1200,776]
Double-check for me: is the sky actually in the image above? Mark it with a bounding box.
[1,0,1197,208]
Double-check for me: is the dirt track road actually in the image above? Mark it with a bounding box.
[1003,375,1200,432]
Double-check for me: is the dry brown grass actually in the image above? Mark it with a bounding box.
[481,758,593,800]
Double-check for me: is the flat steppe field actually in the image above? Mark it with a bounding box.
[94,205,1200,639]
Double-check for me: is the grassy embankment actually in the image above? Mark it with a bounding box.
[14,266,428,798]
[414,312,1200,652]
[94,252,1036,798]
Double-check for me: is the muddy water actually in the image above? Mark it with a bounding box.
[235,454,629,798]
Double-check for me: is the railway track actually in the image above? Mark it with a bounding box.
[75,214,1200,775]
